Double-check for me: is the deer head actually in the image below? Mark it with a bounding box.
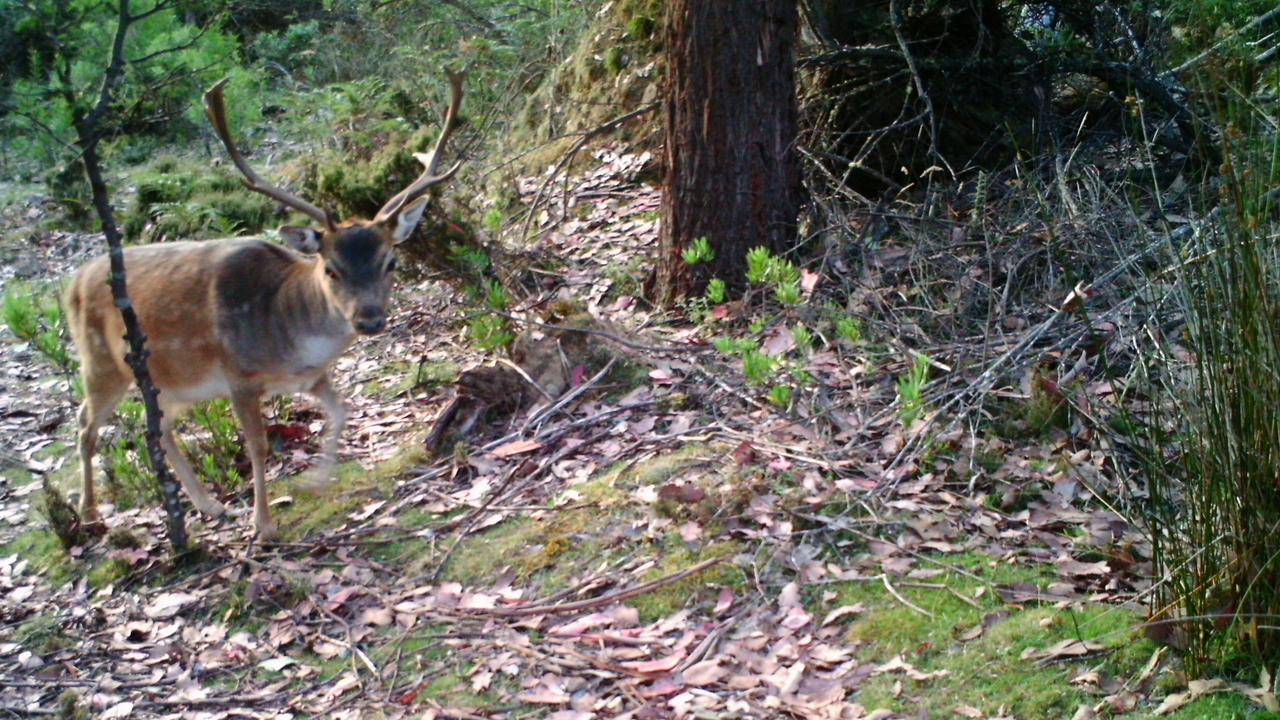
[202,71,466,335]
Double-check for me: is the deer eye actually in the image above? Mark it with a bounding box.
[325,267,340,280]
[386,257,398,274]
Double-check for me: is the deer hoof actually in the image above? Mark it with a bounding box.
[255,520,280,544]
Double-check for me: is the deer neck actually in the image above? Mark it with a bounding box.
[273,260,355,371]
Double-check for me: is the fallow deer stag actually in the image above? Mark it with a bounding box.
[64,73,465,540]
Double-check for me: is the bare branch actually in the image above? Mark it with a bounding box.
[128,26,207,64]
[204,78,334,226]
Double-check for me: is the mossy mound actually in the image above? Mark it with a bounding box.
[498,0,666,179]
[122,155,276,242]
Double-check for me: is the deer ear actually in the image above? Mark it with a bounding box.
[387,196,429,245]
[279,226,322,254]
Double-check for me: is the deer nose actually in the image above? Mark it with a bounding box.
[354,307,386,335]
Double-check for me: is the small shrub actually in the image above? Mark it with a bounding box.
[101,399,160,510]
[469,315,515,352]
[3,283,76,375]
[897,355,930,427]
[836,316,864,344]
[39,477,88,550]
[683,236,715,265]
[705,278,728,304]
[185,399,245,493]
[742,350,776,386]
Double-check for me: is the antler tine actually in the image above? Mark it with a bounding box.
[375,71,466,223]
[203,79,334,228]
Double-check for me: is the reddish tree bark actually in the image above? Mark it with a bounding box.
[656,0,802,304]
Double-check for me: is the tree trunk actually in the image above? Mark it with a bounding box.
[77,139,189,553]
[655,0,802,304]
[71,0,188,553]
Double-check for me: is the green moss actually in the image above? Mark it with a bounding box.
[14,615,73,654]
[272,461,395,540]
[363,360,460,400]
[86,558,131,589]
[604,46,626,75]
[834,553,1160,718]
[123,156,276,242]
[436,516,544,585]
[368,509,436,565]
[630,538,745,623]
[1,530,76,586]
[611,443,716,490]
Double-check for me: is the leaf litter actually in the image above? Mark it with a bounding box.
[0,151,1241,718]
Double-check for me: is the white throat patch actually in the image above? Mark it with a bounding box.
[296,333,348,370]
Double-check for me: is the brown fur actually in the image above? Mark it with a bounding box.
[65,211,423,541]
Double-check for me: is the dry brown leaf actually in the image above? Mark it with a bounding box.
[681,659,726,687]
[491,439,543,458]
[621,651,686,674]
[143,591,201,619]
[820,604,865,626]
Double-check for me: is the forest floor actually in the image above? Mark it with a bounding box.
[0,150,1270,719]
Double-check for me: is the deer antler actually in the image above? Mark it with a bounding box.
[374,70,466,223]
[203,79,334,229]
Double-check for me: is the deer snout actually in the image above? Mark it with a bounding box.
[353,306,387,335]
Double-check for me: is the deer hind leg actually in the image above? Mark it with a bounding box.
[76,371,130,524]
[157,402,227,519]
[229,388,276,541]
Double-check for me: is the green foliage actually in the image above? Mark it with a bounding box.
[463,277,515,352]
[768,384,793,408]
[469,315,515,353]
[836,316,864,344]
[483,209,504,234]
[100,397,245,509]
[484,280,510,312]
[742,350,776,387]
[123,156,275,242]
[745,246,800,286]
[705,278,728,305]
[604,46,626,75]
[627,15,656,40]
[713,337,758,356]
[682,237,715,265]
[774,279,803,306]
[1141,117,1280,671]
[745,246,805,306]
[248,19,322,71]
[186,400,244,493]
[791,324,812,353]
[745,247,774,284]
[1163,0,1278,57]
[2,0,255,180]
[3,283,76,375]
[101,399,160,510]
[897,354,930,427]
[449,243,493,279]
